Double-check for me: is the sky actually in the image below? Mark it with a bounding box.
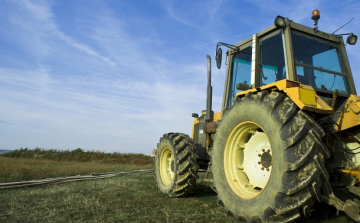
[1,0,360,154]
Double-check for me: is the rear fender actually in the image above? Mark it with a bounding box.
[336,95,360,131]
[235,79,333,115]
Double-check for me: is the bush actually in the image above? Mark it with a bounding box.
[1,148,154,165]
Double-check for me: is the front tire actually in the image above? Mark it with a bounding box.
[212,91,330,222]
[155,133,199,197]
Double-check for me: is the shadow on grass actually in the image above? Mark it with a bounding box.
[194,182,217,198]
[192,178,354,223]
[300,201,353,223]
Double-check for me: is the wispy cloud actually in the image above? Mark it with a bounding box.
[0,0,209,152]
[160,1,198,28]
[8,0,115,66]
[1,0,360,153]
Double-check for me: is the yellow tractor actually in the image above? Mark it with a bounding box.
[154,10,360,222]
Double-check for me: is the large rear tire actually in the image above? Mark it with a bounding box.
[212,91,330,222]
[155,133,199,197]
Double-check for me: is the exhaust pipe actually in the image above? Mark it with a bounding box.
[206,55,212,122]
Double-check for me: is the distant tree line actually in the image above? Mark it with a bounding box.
[1,147,153,165]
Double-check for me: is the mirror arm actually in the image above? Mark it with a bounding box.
[216,42,239,52]
[216,42,239,69]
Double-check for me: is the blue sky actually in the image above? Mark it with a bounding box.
[1,0,360,154]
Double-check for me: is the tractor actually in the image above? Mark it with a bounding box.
[154,10,360,222]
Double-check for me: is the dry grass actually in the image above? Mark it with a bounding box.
[0,154,153,183]
[2,147,153,165]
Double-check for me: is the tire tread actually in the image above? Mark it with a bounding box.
[155,133,199,198]
[212,90,329,222]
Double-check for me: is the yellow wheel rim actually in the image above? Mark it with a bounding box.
[159,147,175,185]
[224,121,272,199]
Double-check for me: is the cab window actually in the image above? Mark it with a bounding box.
[260,31,286,85]
[228,46,252,107]
[291,31,349,93]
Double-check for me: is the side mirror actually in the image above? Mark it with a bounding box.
[236,83,250,91]
[347,34,357,45]
[215,48,222,69]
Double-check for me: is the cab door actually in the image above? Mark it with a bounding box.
[222,42,253,110]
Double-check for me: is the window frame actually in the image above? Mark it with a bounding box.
[222,41,252,111]
[257,29,287,87]
[290,30,350,94]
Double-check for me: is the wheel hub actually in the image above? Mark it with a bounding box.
[224,122,273,199]
[243,131,272,189]
[261,151,272,168]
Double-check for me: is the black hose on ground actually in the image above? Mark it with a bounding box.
[0,169,154,190]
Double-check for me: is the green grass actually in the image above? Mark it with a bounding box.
[0,149,355,222]
[0,173,235,223]
[0,172,355,223]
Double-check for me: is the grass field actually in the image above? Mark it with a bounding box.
[0,156,153,183]
[0,149,355,222]
[0,148,154,183]
[0,172,354,223]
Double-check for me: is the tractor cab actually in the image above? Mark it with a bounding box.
[217,10,358,121]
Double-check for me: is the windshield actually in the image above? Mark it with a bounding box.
[291,32,349,94]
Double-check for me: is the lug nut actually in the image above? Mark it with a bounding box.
[266,168,269,171]
[261,167,264,170]
[258,154,261,157]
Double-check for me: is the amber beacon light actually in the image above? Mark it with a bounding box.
[311,9,320,30]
